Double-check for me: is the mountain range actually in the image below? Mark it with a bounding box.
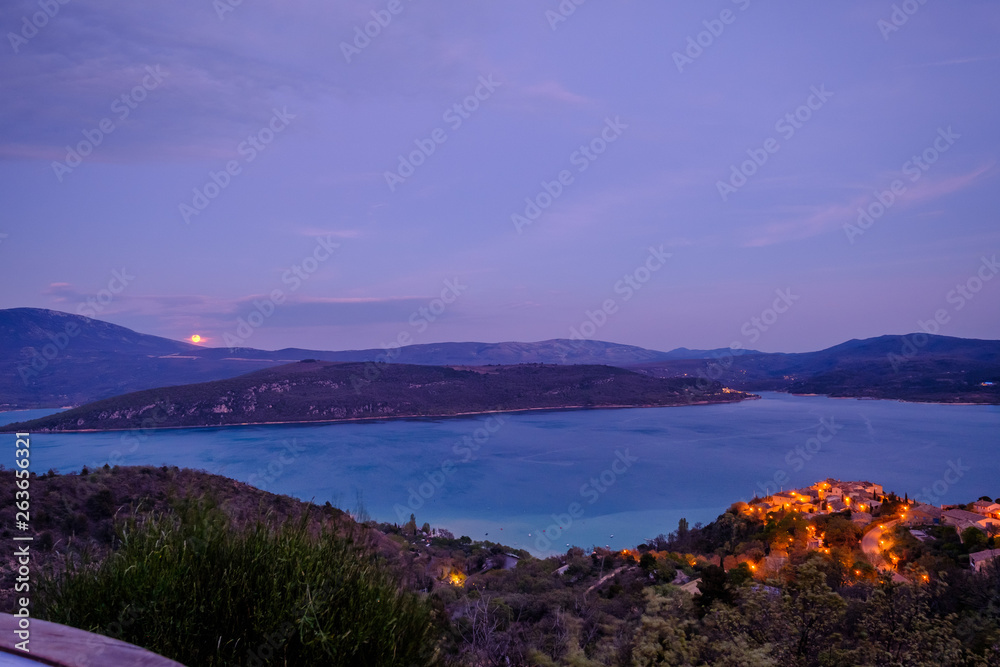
[631,334,1000,402]
[1,307,998,409]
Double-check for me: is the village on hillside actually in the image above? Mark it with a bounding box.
[423,477,1000,590]
[739,478,1000,576]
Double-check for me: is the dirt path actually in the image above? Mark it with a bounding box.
[585,567,626,595]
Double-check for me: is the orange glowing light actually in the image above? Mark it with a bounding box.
[190,334,202,343]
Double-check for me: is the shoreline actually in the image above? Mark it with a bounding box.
[789,392,998,406]
[0,395,757,435]
[7,390,997,434]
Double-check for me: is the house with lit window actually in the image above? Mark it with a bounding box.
[942,509,1000,535]
[971,500,1000,518]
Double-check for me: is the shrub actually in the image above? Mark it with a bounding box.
[37,498,441,666]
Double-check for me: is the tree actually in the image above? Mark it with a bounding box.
[632,587,706,666]
[695,565,734,614]
[457,595,525,667]
[639,552,657,573]
[701,586,789,665]
[823,516,862,548]
[727,562,754,588]
[962,526,988,550]
[858,579,964,665]
[782,559,846,662]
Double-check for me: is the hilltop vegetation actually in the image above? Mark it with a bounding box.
[1,361,750,432]
[3,466,999,665]
[4,308,999,410]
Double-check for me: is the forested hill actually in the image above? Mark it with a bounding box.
[2,361,753,432]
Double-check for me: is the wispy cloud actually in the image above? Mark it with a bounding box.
[743,162,997,247]
[294,227,363,239]
[517,81,592,106]
[0,0,512,161]
[40,283,440,335]
[916,54,1000,68]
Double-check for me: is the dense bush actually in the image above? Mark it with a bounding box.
[37,499,442,666]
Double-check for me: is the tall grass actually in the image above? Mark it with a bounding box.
[37,497,441,666]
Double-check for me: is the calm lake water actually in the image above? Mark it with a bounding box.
[3,393,998,555]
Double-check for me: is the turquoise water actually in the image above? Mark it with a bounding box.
[3,394,998,555]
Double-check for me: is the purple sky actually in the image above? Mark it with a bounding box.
[2,0,998,353]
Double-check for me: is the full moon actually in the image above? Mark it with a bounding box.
[190,334,202,343]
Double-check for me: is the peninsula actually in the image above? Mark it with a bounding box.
[1,360,753,432]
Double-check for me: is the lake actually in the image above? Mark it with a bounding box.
[3,393,998,555]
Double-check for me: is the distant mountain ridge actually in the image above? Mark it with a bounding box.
[630,334,1000,404]
[1,307,998,408]
[0,308,750,409]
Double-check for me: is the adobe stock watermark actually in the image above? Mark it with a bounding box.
[7,0,71,54]
[89,403,171,469]
[545,0,588,31]
[385,75,501,192]
[76,268,135,319]
[351,277,468,392]
[393,414,507,522]
[913,459,970,506]
[66,604,148,667]
[888,254,998,371]
[532,449,638,552]
[247,439,307,490]
[568,245,672,343]
[673,0,752,73]
[179,107,295,224]
[691,288,799,393]
[739,288,798,345]
[717,85,833,201]
[213,0,248,21]
[843,126,959,244]
[223,235,340,350]
[511,116,628,234]
[17,268,135,384]
[242,580,342,666]
[877,0,932,41]
[51,66,167,182]
[340,0,417,63]
[753,417,842,499]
